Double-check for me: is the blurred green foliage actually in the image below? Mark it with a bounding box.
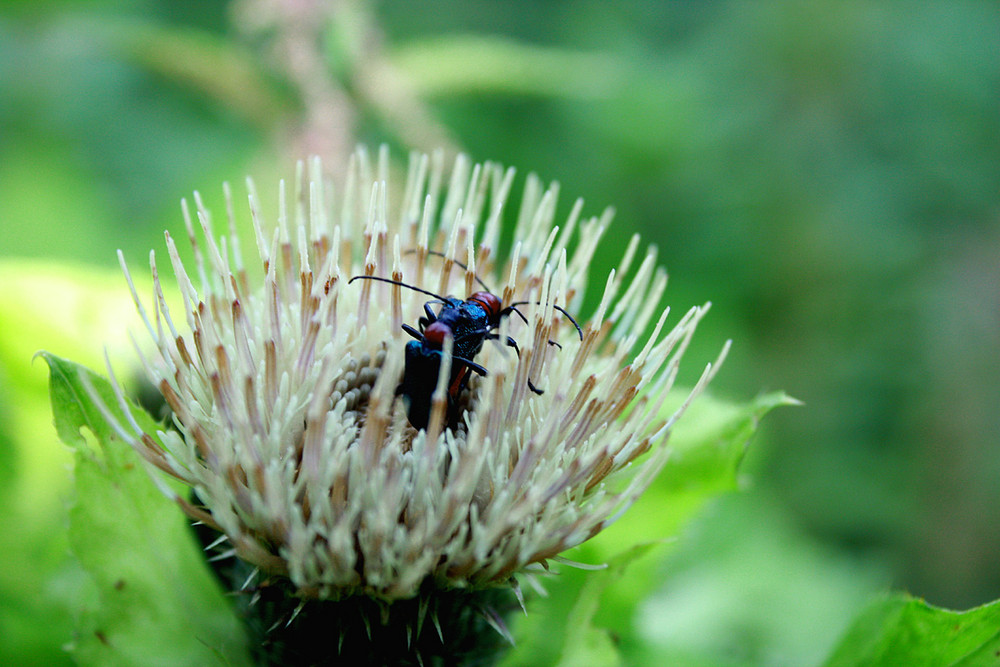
[2,0,999,665]
[0,261,143,666]
[380,0,1000,612]
[44,353,251,666]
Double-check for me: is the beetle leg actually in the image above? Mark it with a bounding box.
[401,323,423,341]
[488,330,561,351]
[423,302,440,323]
[452,356,488,377]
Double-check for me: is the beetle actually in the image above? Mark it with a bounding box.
[348,273,581,430]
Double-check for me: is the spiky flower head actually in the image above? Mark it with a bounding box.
[111,147,725,606]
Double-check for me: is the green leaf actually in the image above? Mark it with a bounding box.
[502,391,794,666]
[633,491,888,667]
[578,391,798,647]
[822,594,1000,667]
[41,353,251,667]
[392,35,625,99]
[554,543,661,667]
[604,390,799,550]
[0,260,139,666]
[502,544,658,667]
[665,390,799,493]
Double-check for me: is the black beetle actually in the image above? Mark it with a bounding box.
[349,274,581,430]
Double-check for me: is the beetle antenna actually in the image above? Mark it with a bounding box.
[404,249,492,292]
[498,305,530,326]
[506,301,584,340]
[348,275,449,302]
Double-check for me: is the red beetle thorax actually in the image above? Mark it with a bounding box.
[468,291,502,322]
[423,321,451,346]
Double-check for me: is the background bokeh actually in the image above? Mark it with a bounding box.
[2,1,998,665]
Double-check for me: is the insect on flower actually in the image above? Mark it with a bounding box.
[347,271,583,430]
[101,147,729,611]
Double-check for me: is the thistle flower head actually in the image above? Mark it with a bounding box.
[111,147,726,603]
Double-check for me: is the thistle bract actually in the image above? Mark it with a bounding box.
[109,147,726,603]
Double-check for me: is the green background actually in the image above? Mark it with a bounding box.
[2,1,998,665]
